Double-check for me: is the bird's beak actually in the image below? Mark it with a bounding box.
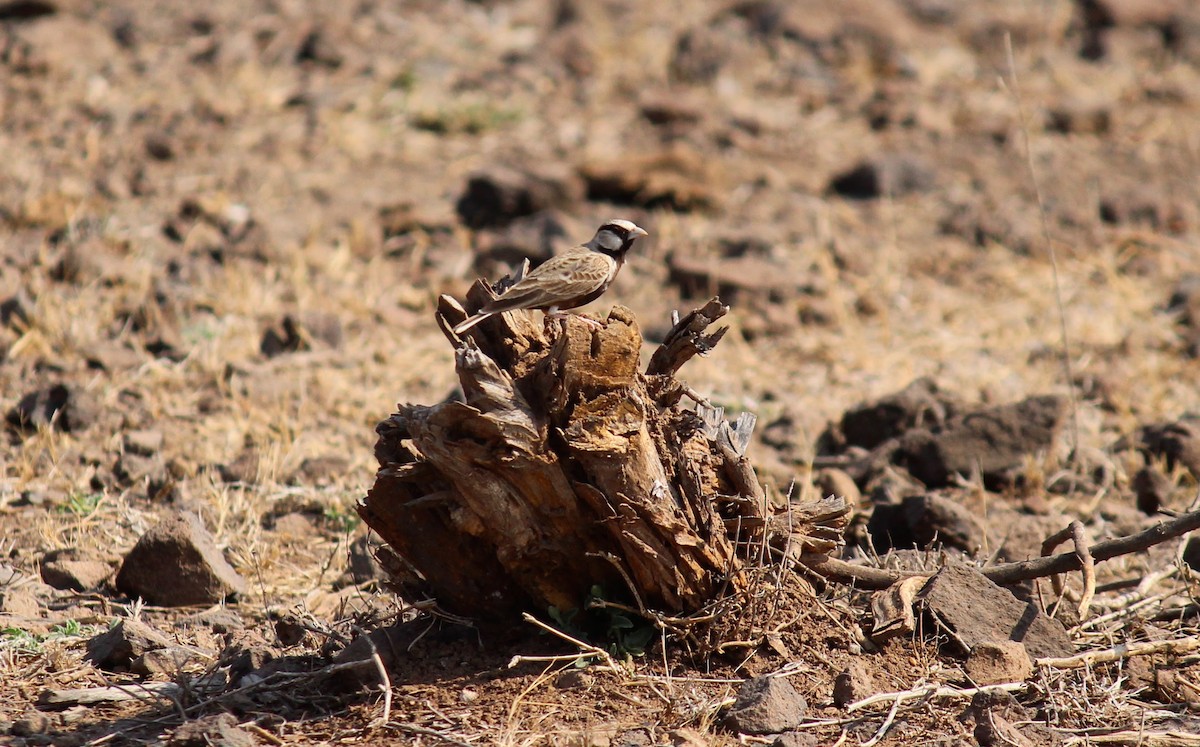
[631,226,649,238]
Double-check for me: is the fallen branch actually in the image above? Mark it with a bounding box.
[801,507,1200,590]
[1041,520,1095,618]
[1035,636,1200,670]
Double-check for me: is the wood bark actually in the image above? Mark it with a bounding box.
[359,290,848,620]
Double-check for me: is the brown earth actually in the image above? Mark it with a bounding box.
[4,0,1200,744]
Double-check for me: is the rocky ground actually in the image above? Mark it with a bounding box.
[4,0,1200,744]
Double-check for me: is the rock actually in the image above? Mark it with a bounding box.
[901,492,985,552]
[772,733,819,747]
[918,564,1073,659]
[6,383,97,433]
[966,640,1033,685]
[260,316,307,357]
[0,291,32,329]
[123,429,164,456]
[726,676,808,735]
[833,661,876,707]
[1182,536,1200,572]
[115,512,246,606]
[85,619,174,670]
[669,26,731,84]
[1046,100,1112,134]
[554,669,593,689]
[815,468,861,505]
[1099,185,1192,233]
[581,145,722,211]
[292,455,349,487]
[144,133,175,161]
[334,531,384,589]
[168,713,256,747]
[268,511,317,539]
[820,378,961,453]
[40,550,111,592]
[829,153,936,199]
[296,28,342,68]
[131,645,206,676]
[1133,465,1172,515]
[1121,417,1200,477]
[894,395,1067,488]
[455,166,583,229]
[639,91,704,128]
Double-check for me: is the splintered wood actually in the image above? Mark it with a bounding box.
[359,294,848,620]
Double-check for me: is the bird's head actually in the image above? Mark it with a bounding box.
[586,219,649,257]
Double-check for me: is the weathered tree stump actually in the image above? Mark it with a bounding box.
[359,287,848,622]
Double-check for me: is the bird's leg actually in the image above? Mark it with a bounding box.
[544,308,603,331]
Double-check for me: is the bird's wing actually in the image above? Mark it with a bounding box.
[484,250,613,312]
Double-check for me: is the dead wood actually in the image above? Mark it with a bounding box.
[800,507,1200,590]
[359,293,848,620]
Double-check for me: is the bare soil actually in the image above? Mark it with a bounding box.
[4,0,1200,744]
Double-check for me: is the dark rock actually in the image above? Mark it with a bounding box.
[894,395,1067,488]
[168,713,256,747]
[1046,100,1111,134]
[669,26,730,84]
[455,166,583,230]
[40,550,111,592]
[260,316,306,357]
[296,28,342,68]
[474,210,570,273]
[115,512,246,606]
[0,1,56,22]
[823,378,961,452]
[144,133,175,161]
[1182,536,1200,572]
[1133,465,1172,515]
[833,661,876,707]
[131,645,206,676]
[85,619,174,670]
[639,91,704,128]
[11,712,52,736]
[772,733,819,747]
[1099,185,1192,233]
[918,563,1073,659]
[727,676,808,735]
[829,153,936,199]
[902,492,985,552]
[581,145,722,211]
[1121,417,1200,477]
[7,384,97,433]
[966,640,1033,685]
[0,291,32,329]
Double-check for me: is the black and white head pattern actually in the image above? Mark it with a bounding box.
[585,219,648,257]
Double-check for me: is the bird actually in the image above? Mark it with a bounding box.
[453,219,648,334]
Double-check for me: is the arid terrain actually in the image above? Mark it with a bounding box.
[4,0,1200,744]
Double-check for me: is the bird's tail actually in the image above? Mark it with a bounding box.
[452,312,493,335]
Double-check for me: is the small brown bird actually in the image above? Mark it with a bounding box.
[453,219,648,334]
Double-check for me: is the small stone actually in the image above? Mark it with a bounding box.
[131,645,205,676]
[455,165,583,229]
[773,733,819,747]
[168,713,256,747]
[123,429,164,456]
[918,564,1073,659]
[115,512,246,606]
[727,676,808,735]
[1133,465,1172,515]
[6,384,97,433]
[833,661,876,707]
[85,619,174,671]
[829,153,936,199]
[1046,100,1112,135]
[901,492,985,552]
[966,640,1033,685]
[554,669,593,689]
[815,468,861,505]
[12,712,52,736]
[40,550,111,592]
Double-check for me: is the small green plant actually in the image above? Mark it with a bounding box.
[546,585,658,665]
[412,103,522,135]
[1,619,92,654]
[58,490,103,516]
[323,505,359,533]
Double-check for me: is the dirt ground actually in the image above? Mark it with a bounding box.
[4,0,1200,744]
